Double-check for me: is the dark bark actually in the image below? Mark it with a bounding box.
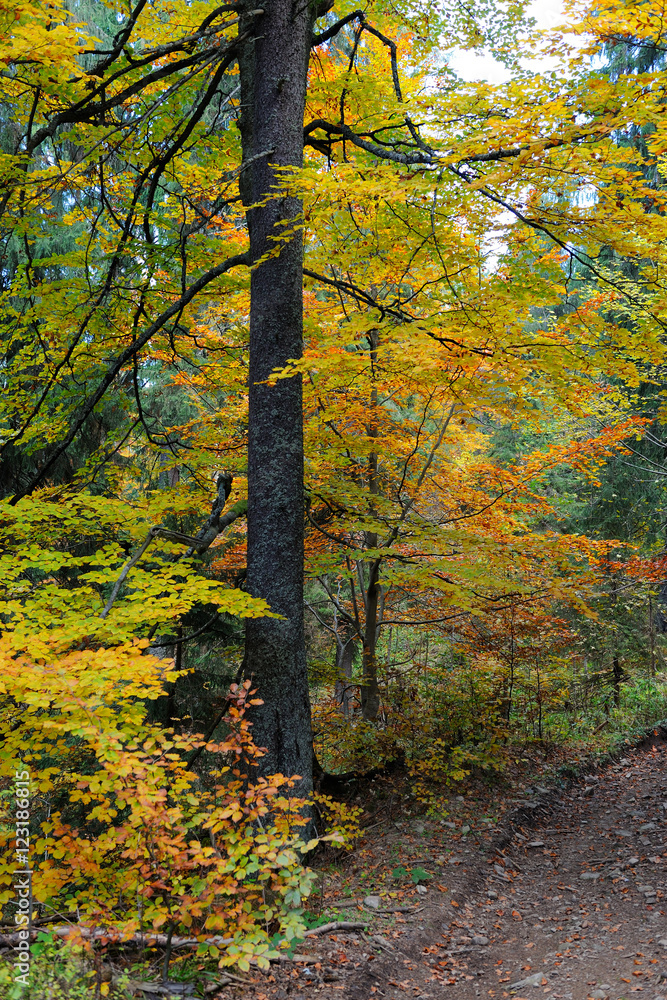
[361,329,381,720]
[361,559,381,719]
[334,621,357,718]
[238,0,315,794]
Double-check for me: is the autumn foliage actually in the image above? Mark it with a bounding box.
[0,665,319,969]
[2,0,667,978]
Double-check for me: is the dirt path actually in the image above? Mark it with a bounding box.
[254,736,667,1000]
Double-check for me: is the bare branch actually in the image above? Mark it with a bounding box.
[9,251,251,505]
[312,10,365,46]
[99,529,159,619]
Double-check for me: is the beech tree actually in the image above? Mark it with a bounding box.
[237,0,317,794]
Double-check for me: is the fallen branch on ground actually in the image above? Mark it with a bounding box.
[303,920,367,936]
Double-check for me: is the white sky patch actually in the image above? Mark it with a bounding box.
[441,1,595,270]
[448,0,570,83]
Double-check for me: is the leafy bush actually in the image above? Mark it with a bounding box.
[0,677,318,973]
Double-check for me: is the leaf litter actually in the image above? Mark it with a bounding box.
[219,735,666,1000]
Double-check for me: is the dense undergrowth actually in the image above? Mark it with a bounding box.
[2,663,665,999]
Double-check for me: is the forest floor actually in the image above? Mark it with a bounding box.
[233,731,667,1000]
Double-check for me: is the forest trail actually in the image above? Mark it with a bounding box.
[255,736,667,1000]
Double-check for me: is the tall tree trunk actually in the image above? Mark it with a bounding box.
[361,328,381,720]
[238,0,314,794]
[361,559,381,719]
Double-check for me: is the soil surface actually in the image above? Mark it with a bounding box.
[245,736,667,1000]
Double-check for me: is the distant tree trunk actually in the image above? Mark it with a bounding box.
[238,0,315,794]
[500,637,515,724]
[361,559,381,719]
[361,329,381,720]
[649,589,656,677]
[334,618,357,718]
[610,569,624,706]
[534,654,543,739]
